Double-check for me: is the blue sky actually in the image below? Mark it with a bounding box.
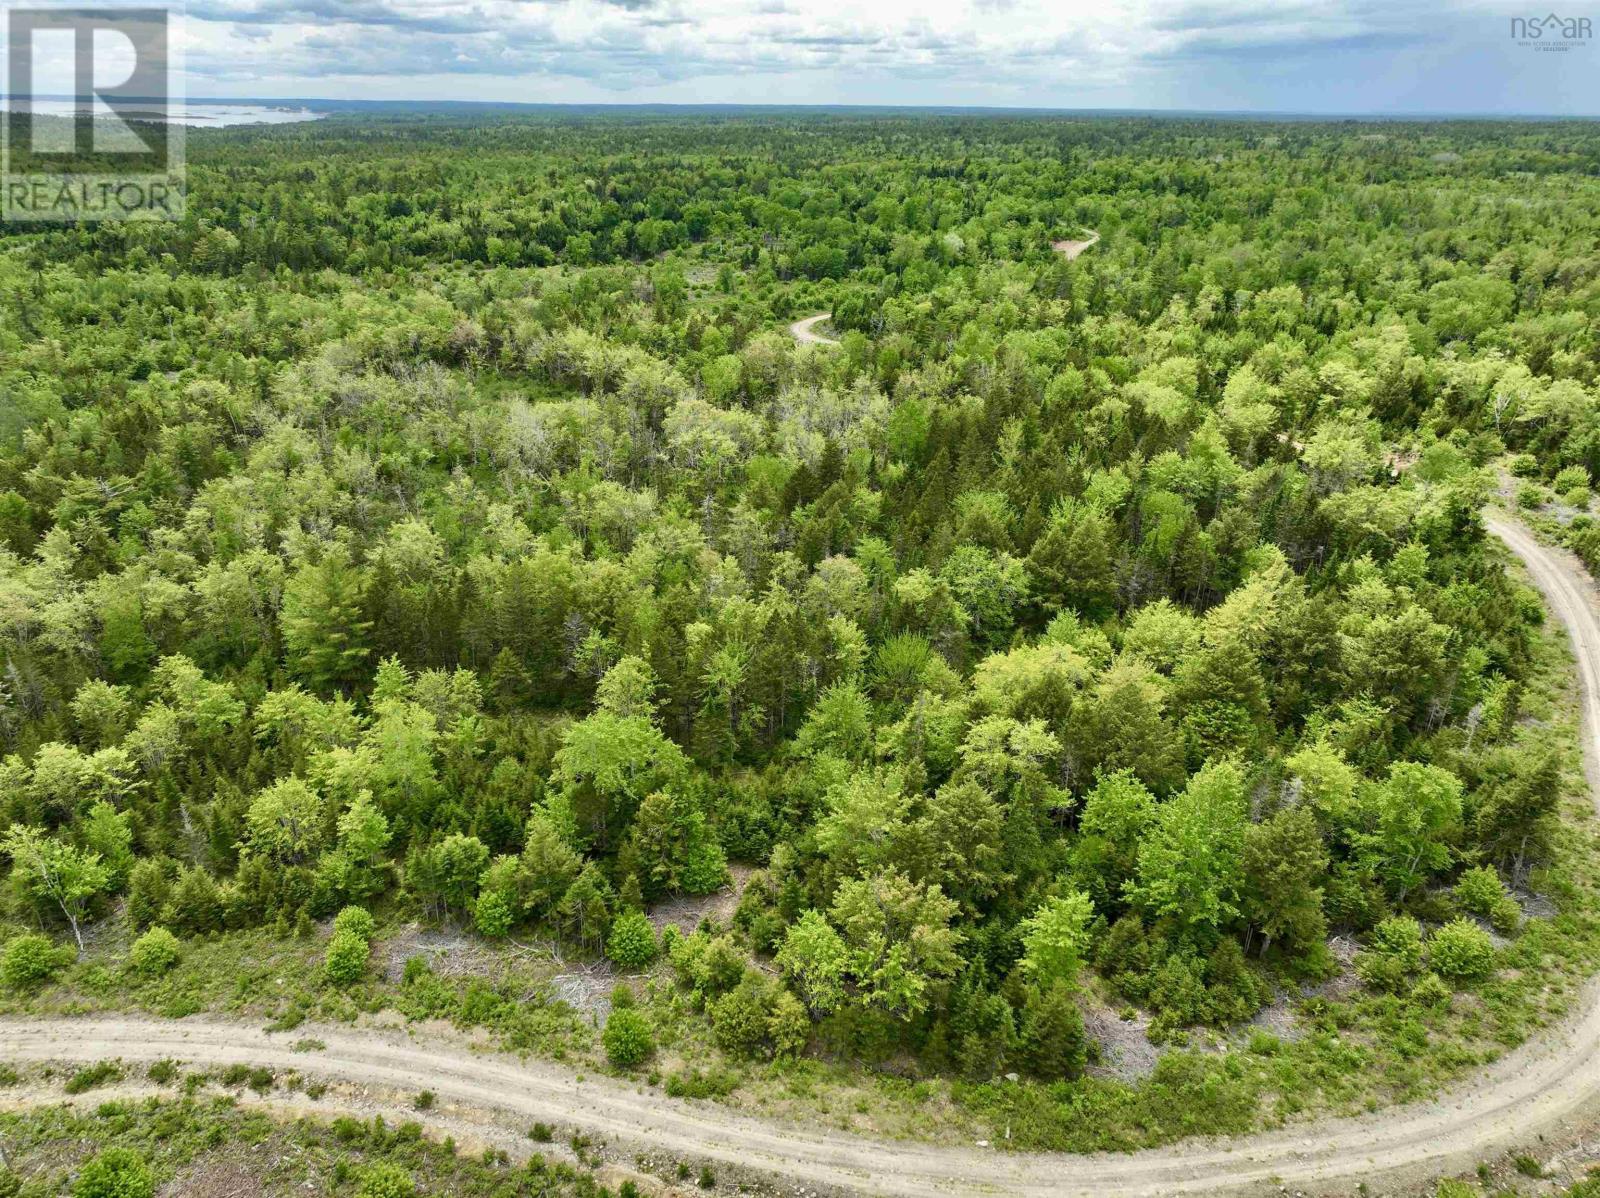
[27,0,1600,114]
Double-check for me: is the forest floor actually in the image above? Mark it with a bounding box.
[2,510,1599,1196]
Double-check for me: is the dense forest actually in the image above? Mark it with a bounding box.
[2,113,1600,1106]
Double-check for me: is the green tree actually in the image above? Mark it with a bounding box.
[282,546,372,694]
[553,712,688,850]
[1018,981,1088,1080]
[1365,762,1463,900]
[1018,890,1095,989]
[2,826,111,951]
[775,910,849,1018]
[129,926,180,976]
[829,870,963,1018]
[1240,806,1328,956]
[1127,762,1248,942]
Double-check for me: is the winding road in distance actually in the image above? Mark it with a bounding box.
[789,312,840,345]
[786,231,1100,351]
[3,510,1600,1196]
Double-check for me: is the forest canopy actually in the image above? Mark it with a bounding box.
[1,112,1597,1094]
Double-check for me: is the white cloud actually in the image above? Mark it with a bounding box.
[152,0,1598,112]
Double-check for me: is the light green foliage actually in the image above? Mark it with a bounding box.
[606,910,658,969]
[1018,891,1095,989]
[775,910,849,1017]
[72,1148,154,1198]
[553,713,689,849]
[1454,865,1520,933]
[602,1008,654,1068]
[767,990,811,1059]
[1429,918,1497,983]
[0,114,1591,1153]
[355,1165,416,1198]
[829,871,963,1018]
[1,934,66,990]
[323,930,370,987]
[2,826,111,951]
[1357,915,1426,992]
[128,927,180,977]
[1128,763,1248,939]
[244,778,326,866]
[332,906,376,942]
[474,890,514,938]
[282,547,373,694]
[1365,763,1464,900]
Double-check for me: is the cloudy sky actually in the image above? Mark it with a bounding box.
[23,0,1600,113]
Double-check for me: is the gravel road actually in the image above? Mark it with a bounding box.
[789,313,839,345]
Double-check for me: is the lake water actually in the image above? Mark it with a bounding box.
[3,101,323,127]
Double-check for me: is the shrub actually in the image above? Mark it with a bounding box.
[355,1164,415,1198]
[1019,982,1088,1080]
[1429,918,1496,983]
[1454,864,1520,933]
[710,973,772,1057]
[602,1008,654,1068]
[1356,914,1425,992]
[64,1062,120,1094]
[606,911,658,970]
[767,989,810,1060]
[323,930,370,986]
[1454,865,1502,916]
[332,905,375,942]
[1554,465,1591,492]
[1,934,65,990]
[474,891,513,939]
[128,927,180,977]
[1411,972,1452,1009]
[73,1148,153,1198]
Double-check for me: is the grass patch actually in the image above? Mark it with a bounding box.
[64,1061,121,1095]
[0,1095,602,1197]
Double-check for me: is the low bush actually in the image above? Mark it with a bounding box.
[128,927,180,977]
[1429,918,1497,983]
[324,930,370,987]
[1,934,65,990]
[332,906,376,942]
[72,1148,154,1198]
[602,1008,654,1068]
[606,911,658,970]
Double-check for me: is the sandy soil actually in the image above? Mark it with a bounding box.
[1051,230,1100,259]
[3,512,1600,1197]
[789,313,840,345]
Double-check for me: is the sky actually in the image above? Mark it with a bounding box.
[13,0,1600,115]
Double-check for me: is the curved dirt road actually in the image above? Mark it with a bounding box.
[1052,229,1100,259]
[2,512,1599,1196]
[789,312,840,345]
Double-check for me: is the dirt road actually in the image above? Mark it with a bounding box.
[789,312,840,345]
[1052,229,1100,259]
[3,513,1599,1196]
